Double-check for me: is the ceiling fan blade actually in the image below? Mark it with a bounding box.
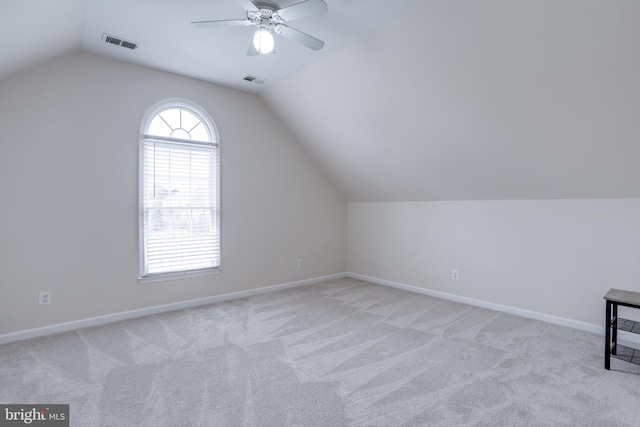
[278,25,324,51]
[276,0,327,21]
[191,19,250,28]
[247,41,259,56]
[235,0,257,12]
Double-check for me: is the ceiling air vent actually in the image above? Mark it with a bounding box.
[101,33,139,50]
[243,75,266,84]
[120,41,138,50]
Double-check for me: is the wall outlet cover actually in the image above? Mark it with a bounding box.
[39,291,52,305]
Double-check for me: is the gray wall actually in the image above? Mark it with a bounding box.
[0,52,347,336]
[349,200,640,327]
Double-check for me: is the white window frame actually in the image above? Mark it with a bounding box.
[138,100,221,284]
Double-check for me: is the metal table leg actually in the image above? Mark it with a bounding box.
[605,300,611,370]
[612,303,618,356]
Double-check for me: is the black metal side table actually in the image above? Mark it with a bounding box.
[604,288,640,370]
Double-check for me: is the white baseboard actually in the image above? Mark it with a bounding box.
[347,272,640,344]
[0,273,348,345]
[5,272,637,347]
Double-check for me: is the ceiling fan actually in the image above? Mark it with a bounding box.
[192,0,328,56]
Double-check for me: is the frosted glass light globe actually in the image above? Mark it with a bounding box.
[253,28,275,54]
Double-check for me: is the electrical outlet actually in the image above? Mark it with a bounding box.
[39,291,52,305]
[451,270,459,280]
[298,259,303,268]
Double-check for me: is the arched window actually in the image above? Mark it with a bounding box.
[139,101,220,281]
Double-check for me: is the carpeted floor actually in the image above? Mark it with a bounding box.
[1,277,640,426]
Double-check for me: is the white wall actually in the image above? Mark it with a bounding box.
[349,200,640,327]
[0,51,347,336]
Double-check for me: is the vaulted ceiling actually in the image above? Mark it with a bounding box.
[263,0,640,201]
[82,0,425,93]
[2,0,426,91]
[3,0,640,202]
[0,0,84,81]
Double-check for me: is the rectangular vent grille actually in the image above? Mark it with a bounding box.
[243,75,265,84]
[105,36,121,46]
[102,33,139,50]
[120,41,137,50]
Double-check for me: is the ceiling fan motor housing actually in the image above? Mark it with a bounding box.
[247,6,285,27]
[253,1,280,12]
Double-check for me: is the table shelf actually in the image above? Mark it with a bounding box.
[610,343,640,366]
[617,318,640,334]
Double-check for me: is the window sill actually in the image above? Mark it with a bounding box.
[139,267,221,284]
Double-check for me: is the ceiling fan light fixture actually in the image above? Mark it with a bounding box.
[253,27,275,54]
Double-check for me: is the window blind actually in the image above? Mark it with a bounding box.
[141,137,220,277]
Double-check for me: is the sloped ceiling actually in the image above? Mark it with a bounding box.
[2,0,427,92]
[3,0,640,203]
[80,0,426,93]
[0,0,84,81]
[262,0,640,202]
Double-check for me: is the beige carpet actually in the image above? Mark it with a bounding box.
[1,277,639,426]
